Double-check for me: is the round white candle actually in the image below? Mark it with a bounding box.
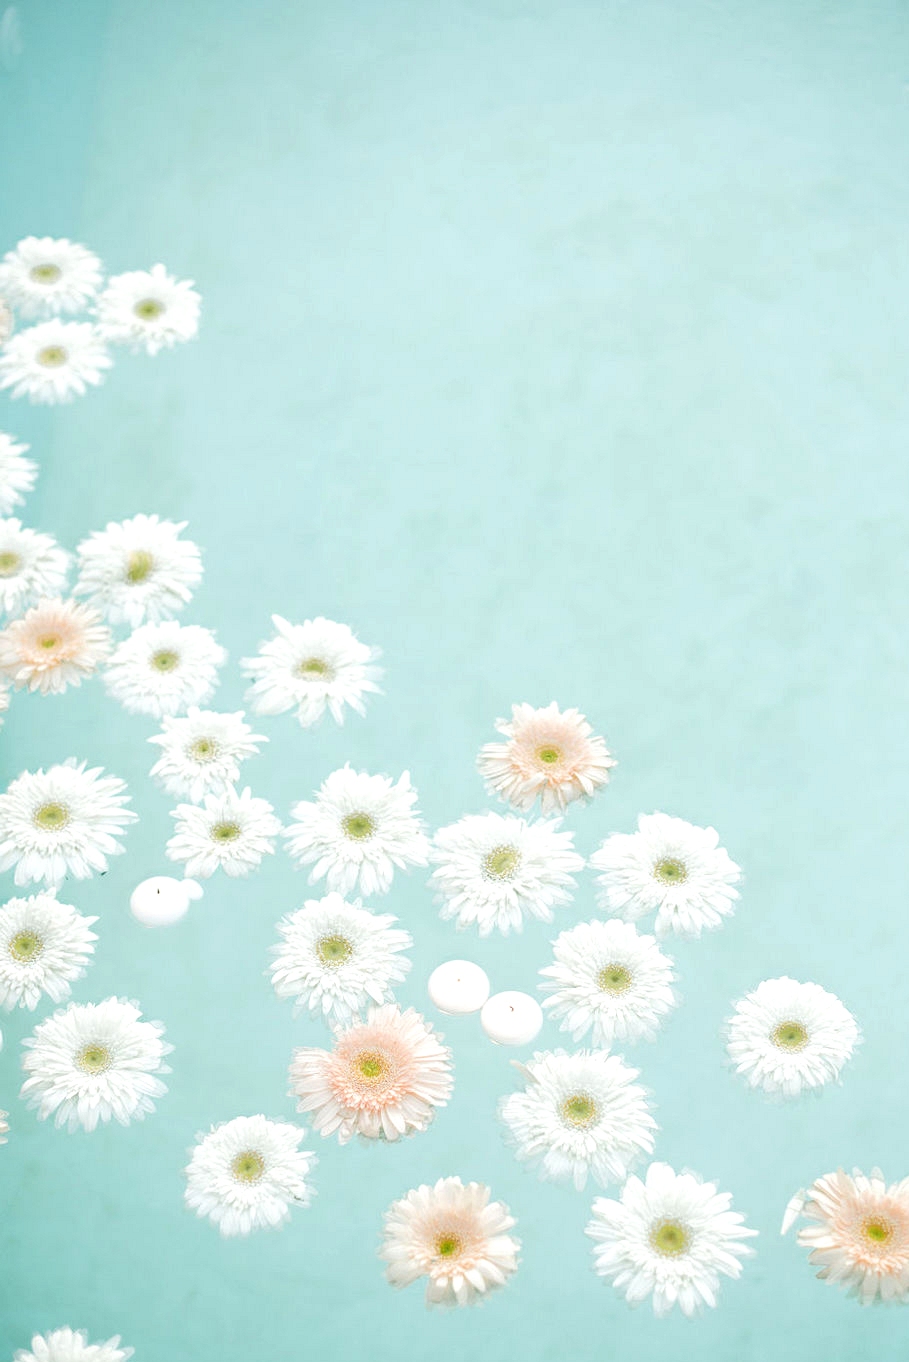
[427,959,491,1015]
[480,990,543,1046]
[130,876,204,928]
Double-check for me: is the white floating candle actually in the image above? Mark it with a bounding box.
[427,959,491,1015]
[130,876,204,928]
[480,990,543,1046]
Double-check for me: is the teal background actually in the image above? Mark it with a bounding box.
[2,1,909,1358]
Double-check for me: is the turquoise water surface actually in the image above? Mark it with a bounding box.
[3,3,909,1359]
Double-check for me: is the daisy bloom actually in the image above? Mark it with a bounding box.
[241,614,382,728]
[104,620,226,718]
[0,759,136,887]
[166,786,281,878]
[587,1161,757,1317]
[726,976,859,1100]
[500,1048,656,1191]
[540,918,678,1048]
[783,1167,909,1305]
[74,513,203,627]
[590,811,741,938]
[20,996,171,1132]
[430,811,583,937]
[0,431,38,514]
[289,1003,453,1144]
[96,264,200,355]
[0,518,69,617]
[0,598,111,695]
[478,701,615,814]
[269,892,412,1025]
[184,1114,317,1237]
[381,1176,520,1307]
[0,320,111,404]
[148,707,266,802]
[0,892,97,1010]
[0,236,103,318]
[13,1329,133,1362]
[284,765,429,897]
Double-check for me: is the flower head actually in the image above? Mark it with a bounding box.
[0,320,111,403]
[0,431,37,515]
[149,707,266,802]
[478,701,615,814]
[0,518,69,617]
[104,620,226,717]
[430,811,584,936]
[74,513,203,627]
[13,1328,133,1362]
[242,614,382,728]
[590,812,741,938]
[284,765,429,897]
[20,997,171,1131]
[0,760,136,887]
[184,1114,317,1237]
[96,264,200,354]
[726,976,859,1099]
[166,786,281,879]
[540,918,678,1047]
[289,1003,453,1144]
[0,598,111,694]
[587,1161,757,1316]
[381,1176,520,1307]
[0,236,103,318]
[0,892,97,1010]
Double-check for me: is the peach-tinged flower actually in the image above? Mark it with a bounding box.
[785,1168,909,1304]
[478,702,615,813]
[0,598,111,694]
[289,1003,453,1144]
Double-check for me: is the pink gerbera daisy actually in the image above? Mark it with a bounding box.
[784,1168,909,1304]
[0,597,112,695]
[477,701,616,813]
[288,1003,453,1144]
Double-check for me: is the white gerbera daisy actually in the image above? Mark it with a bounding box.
[0,321,111,404]
[0,892,97,1010]
[0,759,136,887]
[241,615,382,728]
[0,237,103,318]
[429,811,583,937]
[96,264,200,355]
[166,786,281,878]
[74,513,203,627]
[726,976,859,1100]
[587,1161,757,1317]
[104,620,226,718]
[148,707,266,802]
[539,919,678,1048]
[20,996,171,1132]
[0,519,69,616]
[478,701,616,813]
[0,431,38,514]
[184,1114,317,1237]
[13,1328,133,1362]
[381,1176,520,1307]
[500,1048,656,1191]
[289,1003,453,1144]
[0,598,111,694]
[269,892,412,1025]
[284,765,429,897]
[590,812,741,938]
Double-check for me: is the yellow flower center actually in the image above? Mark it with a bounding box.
[33,801,69,831]
[30,263,62,284]
[151,649,180,673]
[37,634,60,652]
[0,550,21,576]
[125,549,155,583]
[134,298,165,320]
[653,857,687,884]
[211,821,241,843]
[772,1020,809,1052]
[9,929,43,962]
[36,345,67,367]
[297,656,333,680]
[597,963,632,995]
[482,844,521,880]
[342,812,375,841]
[231,1150,266,1184]
[317,934,353,966]
[536,745,561,766]
[560,1093,598,1128]
[354,1049,389,1084]
[76,1043,112,1075]
[863,1218,893,1246]
[189,736,218,763]
[650,1219,690,1257]
[435,1232,462,1259]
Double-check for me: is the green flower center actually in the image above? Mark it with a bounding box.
[482,844,521,880]
[0,550,21,577]
[536,745,561,766]
[9,929,43,962]
[189,736,218,763]
[37,634,60,651]
[354,1049,389,1084]
[151,649,180,673]
[297,656,333,680]
[317,934,353,966]
[211,821,241,843]
[30,263,62,284]
[36,345,67,367]
[772,1020,809,1052]
[650,1219,690,1258]
[863,1218,893,1245]
[597,963,632,995]
[134,297,165,320]
[435,1233,462,1259]
[342,812,375,841]
[560,1093,598,1128]
[125,549,155,583]
[231,1149,266,1184]
[653,857,687,885]
[76,1043,112,1075]
[33,801,69,831]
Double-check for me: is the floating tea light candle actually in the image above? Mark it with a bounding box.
[130,875,203,927]
[427,959,490,1015]
[480,990,543,1046]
